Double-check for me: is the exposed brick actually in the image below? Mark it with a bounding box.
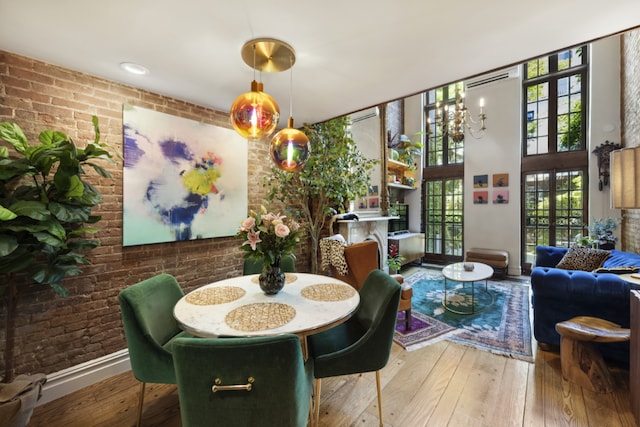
[3,75,31,90]
[0,50,313,377]
[53,77,94,94]
[620,31,640,254]
[8,65,55,86]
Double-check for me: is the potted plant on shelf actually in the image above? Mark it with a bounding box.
[390,133,424,170]
[0,117,115,426]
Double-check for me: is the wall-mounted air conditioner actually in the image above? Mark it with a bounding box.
[350,107,379,123]
[466,67,520,90]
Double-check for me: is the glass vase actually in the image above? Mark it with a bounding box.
[258,258,285,295]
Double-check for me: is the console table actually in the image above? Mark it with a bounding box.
[388,232,425,265]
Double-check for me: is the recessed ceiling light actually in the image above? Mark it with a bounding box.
[120,62,149,75]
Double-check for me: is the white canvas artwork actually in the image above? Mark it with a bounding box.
[122,105,248,246]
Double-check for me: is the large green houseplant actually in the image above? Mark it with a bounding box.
[263,116,377,273]
[0,116,114,393]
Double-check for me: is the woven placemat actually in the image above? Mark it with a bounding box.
[185,286,246,305]
[301,283,357,301]
[250,273,298,284]
[225,303,296,332]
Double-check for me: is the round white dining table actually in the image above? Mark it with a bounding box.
[173,273,360,339]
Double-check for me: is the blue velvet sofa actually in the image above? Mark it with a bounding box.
[531,245,640,366]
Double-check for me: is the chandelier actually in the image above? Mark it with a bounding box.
[433,90,486,142]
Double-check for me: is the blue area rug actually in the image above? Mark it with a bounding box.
[394,267,533,362]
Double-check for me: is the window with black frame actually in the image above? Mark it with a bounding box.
[423,83,465,263]
[521,46,589,268]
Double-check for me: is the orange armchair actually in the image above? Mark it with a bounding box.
[326,240,413,330]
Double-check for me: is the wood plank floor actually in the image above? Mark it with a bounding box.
[29,341,635,427]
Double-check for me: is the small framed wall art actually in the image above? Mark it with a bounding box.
[493,173,509,187]
[493,189,509,204]
[474,175,489,188]
[474,191,489,204]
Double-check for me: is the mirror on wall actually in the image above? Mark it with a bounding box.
[348,107,384,215]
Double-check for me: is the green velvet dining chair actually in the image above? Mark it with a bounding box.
[119,273,190,427]
[172,334,314,427]
[242,254,296,275]
[307,269,401,427]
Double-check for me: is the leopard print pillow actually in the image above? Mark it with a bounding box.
[555,246,611,271]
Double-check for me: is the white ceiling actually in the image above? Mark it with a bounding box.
[1,1,639,127]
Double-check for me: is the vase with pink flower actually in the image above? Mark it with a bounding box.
[237,205,301,295]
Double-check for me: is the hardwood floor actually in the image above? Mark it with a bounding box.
[29,340,635,427]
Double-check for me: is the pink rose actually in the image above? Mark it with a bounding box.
[275,223,290,238]
[240,216,255,231]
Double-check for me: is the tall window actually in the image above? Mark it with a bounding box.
[424,83,465,263]
[525,46,587,155]
[523,170,586,265]
[425,82,465,167]
[521,46,589,268]
[425,179,463,260]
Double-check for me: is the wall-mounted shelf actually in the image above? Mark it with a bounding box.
[388,182,415,190]
[387,158,416,189]
[388,158,412,169]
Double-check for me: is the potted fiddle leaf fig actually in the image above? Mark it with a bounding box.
[0,117,115,426]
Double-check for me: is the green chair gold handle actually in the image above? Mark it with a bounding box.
[212,377,255,393]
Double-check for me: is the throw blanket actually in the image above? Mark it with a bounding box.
[320,235,349,276]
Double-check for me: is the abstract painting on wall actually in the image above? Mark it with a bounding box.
[493,189,509,204]
[122,105,248,246]
[473,174,488,188]
[492,173,509,187]
[473,191,489,204]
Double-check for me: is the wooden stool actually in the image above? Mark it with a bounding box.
[555,316,630,393]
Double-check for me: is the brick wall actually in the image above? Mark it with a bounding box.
[621,29,640,253]
[385,99,404,147]
[0,51,310,376]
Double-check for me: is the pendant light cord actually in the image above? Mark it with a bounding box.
[289,55,294,119]
[252,44,257,81]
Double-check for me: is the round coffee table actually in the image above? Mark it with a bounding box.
[442,262,494,314]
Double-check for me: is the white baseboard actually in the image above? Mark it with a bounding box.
[508,265,523,276]
[38,349,131,406]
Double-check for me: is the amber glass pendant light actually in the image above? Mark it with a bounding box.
[230,38,295,141]
[270,117,311,172]
[230,79,279,141]
[269,56,310,172]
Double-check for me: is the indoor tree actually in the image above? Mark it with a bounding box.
[263,116,377,273]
